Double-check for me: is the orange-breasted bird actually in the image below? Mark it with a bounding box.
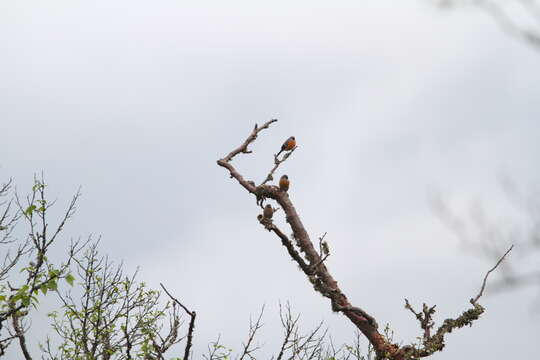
[263,204,274,219]
[279,174,289,192]
[277,136,296,156]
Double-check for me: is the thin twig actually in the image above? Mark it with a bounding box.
[238,306,265,360]
[261,147,298,186]
[471,244,514,304]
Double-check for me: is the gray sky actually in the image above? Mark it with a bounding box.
[1,1,539,359]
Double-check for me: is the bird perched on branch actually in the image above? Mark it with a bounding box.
[263,204,274,219]
[277,136,296,156]
[279,175,289,192]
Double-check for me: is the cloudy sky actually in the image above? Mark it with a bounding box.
[1,1,539,359]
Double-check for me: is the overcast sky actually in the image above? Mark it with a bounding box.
[1,1,539,359]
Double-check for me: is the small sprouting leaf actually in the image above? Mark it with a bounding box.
[32,182,45,192]
[47,311,58,318]
[65,273,75,286]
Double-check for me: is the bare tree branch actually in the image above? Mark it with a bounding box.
[160,283,196,360]
[401,244,513,358]
[217,121,511,360]
[471,244,514,304]
[238,306,264,360]
[404,300,435,341]
[261,147,298,186]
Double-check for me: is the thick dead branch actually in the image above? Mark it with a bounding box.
[217,121,513,360]
[257,219,310,273]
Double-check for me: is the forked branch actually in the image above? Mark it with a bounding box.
[217,120,513,360]
[401,244,513,358]
[160,283,196,360]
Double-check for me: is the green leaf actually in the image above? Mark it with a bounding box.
[40,284,48,295]
[65,273,75,287]
[25,204,37,216]
[47,280,58,291]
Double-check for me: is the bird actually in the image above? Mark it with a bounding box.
[279,175,289,192]
[263,204,274,219]
[276,136,296,156]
